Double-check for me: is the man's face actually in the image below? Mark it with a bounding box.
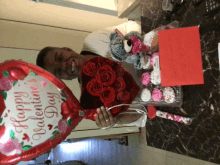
[44,48,81,80]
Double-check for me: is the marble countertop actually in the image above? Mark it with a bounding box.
[141,0,220,163]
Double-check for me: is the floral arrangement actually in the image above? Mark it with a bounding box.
[80,57,140,120]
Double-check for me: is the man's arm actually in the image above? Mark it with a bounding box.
[95,106,143,128]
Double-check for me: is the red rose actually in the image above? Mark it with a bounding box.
[83,61,97,77]
[100,87,115,104]
[117,91,130,103]
[0,138,22,156]
[87,79,103,96]
[104,101,121,115]
[0,77,13,91]
[98,57,114,67]
[96,65,116,86]
[115,65,124,77]
[58,119,68,134]
[112,77,126,92]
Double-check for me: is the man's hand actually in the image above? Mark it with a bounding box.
[95,106,116,128]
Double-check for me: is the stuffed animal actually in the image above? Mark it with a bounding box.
[109,21,180,70]
[109,29,151,70]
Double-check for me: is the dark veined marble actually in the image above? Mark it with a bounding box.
[141,0,220,163]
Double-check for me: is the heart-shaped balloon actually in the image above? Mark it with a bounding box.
[0,60,85,165]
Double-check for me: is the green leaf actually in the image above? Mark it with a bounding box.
[50,136,55,141]
[1,91,7,100]
[10,130,15,139]
[61,98,66,102]
[17,152,22,155]
[0,118,2,124]
[3,92,7,100]
[52,130,59,135]
[21,142,24,146]
[3,71,9,77]
[30,72,37,76]
[13,81,18,86]
[22,145,32,151]
[54,126,58,129]
[60,93,65,98]
[67,118,72,127]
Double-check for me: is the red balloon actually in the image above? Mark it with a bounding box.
[0,60,84,165]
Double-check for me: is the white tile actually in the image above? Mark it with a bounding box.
[167,156,195,165]
[146,146,168,156]
[146,152,167,165]
[140,149,167,165]
[166,150,196,161]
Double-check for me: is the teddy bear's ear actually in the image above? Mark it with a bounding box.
[109,32,122,45]
[109,32,117,41]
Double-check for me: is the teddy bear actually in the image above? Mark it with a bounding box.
[108,21,179,70]
[109,30,151,70]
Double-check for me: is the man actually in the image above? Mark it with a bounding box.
[36,47,144,129]
[36,21,145,129]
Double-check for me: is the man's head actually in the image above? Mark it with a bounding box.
[36,47,84,80]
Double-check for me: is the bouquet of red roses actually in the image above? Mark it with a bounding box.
[80,57,140,121]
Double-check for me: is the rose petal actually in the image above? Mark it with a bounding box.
[100,87,115,104]
[96,65,116,86]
